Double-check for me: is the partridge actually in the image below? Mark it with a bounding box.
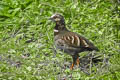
[49,13,99,70]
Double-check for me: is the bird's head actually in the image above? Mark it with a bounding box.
[49,13,65,23]
[49,13,68,32]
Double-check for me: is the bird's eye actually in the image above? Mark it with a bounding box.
[53,16,58,19]
[54,17,57,19]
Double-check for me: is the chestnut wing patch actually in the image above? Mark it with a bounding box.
[61,34,81,47]
[61,33,94,49]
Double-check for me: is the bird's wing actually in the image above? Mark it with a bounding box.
[59,32,99,51]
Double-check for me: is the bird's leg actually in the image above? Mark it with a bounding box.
[76,57,80,67]
[70,54,79,70]
[70,63,74,70]
[75,54,80,67]
[70,55,76,70]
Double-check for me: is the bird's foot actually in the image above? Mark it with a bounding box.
[70,63,74,70]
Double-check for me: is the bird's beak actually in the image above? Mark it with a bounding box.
[49,17,55,22]
[49,17,52,20]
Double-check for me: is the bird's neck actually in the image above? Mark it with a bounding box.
[54,21,68,36]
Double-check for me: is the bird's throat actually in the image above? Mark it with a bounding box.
[54,23,68,36]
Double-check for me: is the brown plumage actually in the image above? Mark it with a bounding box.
[50,13,99,70]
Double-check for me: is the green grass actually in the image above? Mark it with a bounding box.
[0,0,120,79]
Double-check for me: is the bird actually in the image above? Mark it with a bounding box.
[49,13,99,70]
